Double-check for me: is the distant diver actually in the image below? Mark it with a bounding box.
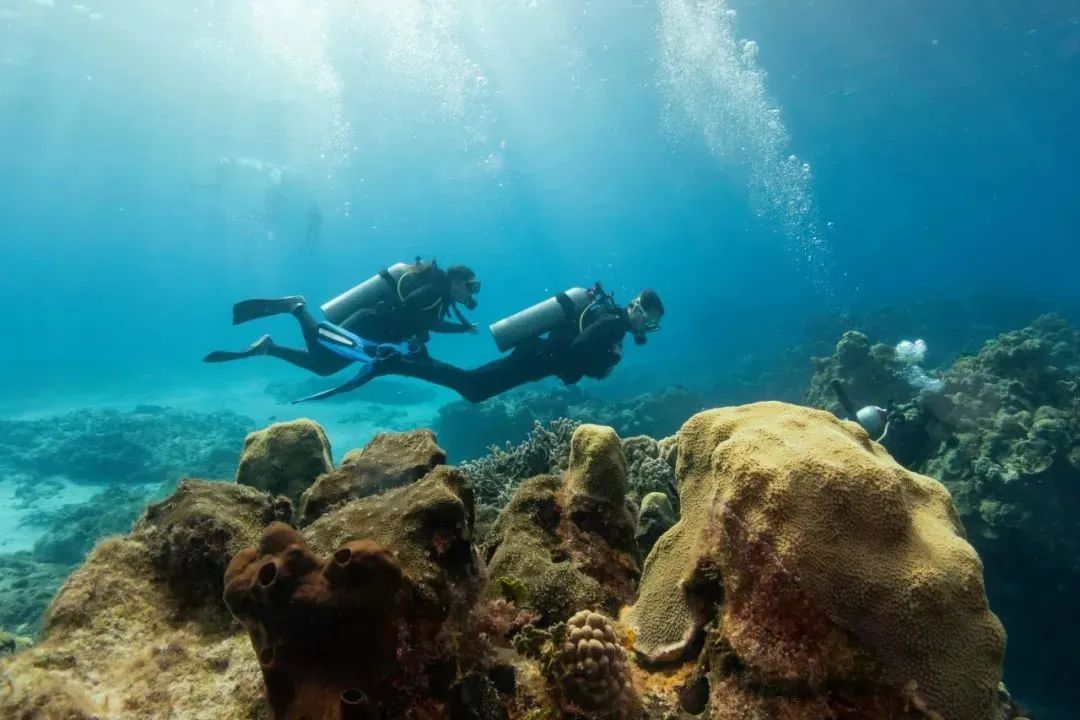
[292,282,664,404]
[203,259,482,399]
[829,379,891,441]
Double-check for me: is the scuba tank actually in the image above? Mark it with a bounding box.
[829,380,890,442]
[320,262,412,325]
[489,283,612,353]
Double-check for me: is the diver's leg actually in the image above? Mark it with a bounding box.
[380,351,551,403]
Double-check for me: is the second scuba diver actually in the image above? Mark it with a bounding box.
[291,282,664,403]
[203,258,481,394]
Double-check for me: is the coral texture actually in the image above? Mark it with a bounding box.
[625,402,1005,720]
[298,429,446,525]
[551,610,638,719]
[236,418,333,506]
[460,418,580,507]
[133,479,292,607]
[484,425,640,625]
[224,522,412,719]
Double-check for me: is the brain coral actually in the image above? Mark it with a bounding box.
[624,401,1005,720]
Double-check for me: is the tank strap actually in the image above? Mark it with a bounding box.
[555,292,580,327]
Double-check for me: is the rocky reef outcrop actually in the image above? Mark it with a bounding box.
[298,429,446,525]
[0,406,1017,720]
[805,313,1080,715]
[236,419,334,507]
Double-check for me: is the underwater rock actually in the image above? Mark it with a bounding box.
[635,492,675,557]
[132,479,292,610]
[298,429,446,525]
[0,406,254,485]
[624,402,1005,720]
[25,485,156,566]
[302,465,481,619]
[0,538,266,718]
[236,418,333,507]
[483,424,640,625]
[224,523,417,719]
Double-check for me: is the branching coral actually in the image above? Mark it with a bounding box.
[460,419,581,507]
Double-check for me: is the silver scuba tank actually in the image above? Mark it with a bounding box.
[489,287,594,353]
[320,262,412,325]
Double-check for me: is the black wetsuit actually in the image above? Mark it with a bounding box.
[264,268,472,377]
[366,306,633,402]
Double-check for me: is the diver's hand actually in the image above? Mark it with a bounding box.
[465,323,479,335]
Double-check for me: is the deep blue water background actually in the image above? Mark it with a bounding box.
[1,0,1078,714]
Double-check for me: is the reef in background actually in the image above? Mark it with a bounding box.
[0,404,1026,720]
[0,406,257,636]
[805,314,1080,714]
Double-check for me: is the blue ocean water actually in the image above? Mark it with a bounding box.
[1,0,1078,716]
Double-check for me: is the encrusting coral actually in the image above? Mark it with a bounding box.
[483,425,641,626]
[297,428,446,525]
[625,402,1005,720]
[236,418,333,507]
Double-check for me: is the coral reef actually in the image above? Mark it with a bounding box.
[236,418,333,506]
[223,523,417,719]
[625,402,1004,720]
[22,485,156,565]
[0,553,70,636]
[0,518,272,717]
[460,418,580,507]
[435,385,704,463]
[634,493,675,557]
[0,405,1020,720]
[803,330,918,417]
[0,405,254,485]
[483,425,640,625]
[298,429,446,525]
[133,479,292,608]
[550,610,639,719]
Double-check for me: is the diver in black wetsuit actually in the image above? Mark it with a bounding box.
[292,284,664,403]
[202,260,481,378]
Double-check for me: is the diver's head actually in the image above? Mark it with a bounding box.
[447,265,480,310]
[626,288,664,345]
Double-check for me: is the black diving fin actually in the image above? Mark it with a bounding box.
[203,335,271,363]
[232,296,306,325]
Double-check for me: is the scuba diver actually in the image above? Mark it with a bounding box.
[291,282,664,403]
[203,259,481,393]
[829,379,891,441]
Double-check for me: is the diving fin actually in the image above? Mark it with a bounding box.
[232,296,306,325]
[203,335,272,363]
[291,363,377,403]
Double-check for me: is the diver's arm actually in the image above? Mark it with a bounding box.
[430,317,478,334]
